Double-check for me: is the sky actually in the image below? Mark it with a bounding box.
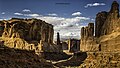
[0,0,120,41]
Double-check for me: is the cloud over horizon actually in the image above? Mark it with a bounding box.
[14,12,23,15]
[24,14,40,17]
[48,13,58,16]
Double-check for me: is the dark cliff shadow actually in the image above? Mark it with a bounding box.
[54,52,87,67]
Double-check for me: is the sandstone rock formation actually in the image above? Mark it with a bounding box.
[79,1,120,68]
[68,39,80,52]
[81,23,94,40]
[96,1,119,37]
[0,18,61,53]
[95,11,108,37]
[80,1,120,52]
[96,1,120,52]
[80,23,99,51]
[80,1,120,68]
[2,18,54,43]
[61,42,68,50]
[57,32,60,45]
[56,32,62,51]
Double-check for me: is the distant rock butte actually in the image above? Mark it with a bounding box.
[0,18,61,53]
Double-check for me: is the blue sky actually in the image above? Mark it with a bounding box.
[0,0,120,40]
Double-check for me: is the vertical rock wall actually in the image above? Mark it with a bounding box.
[95,11,108,37]
[80,23,99,51]
[0,18,58,52]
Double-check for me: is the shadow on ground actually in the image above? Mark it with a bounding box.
[53,52,87,67]
[41,52,72,61]
[0,44,54,68]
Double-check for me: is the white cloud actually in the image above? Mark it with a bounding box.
[72,12,82,16]
[14,13,23,15]
[0,19,3,20]
[48,13,58,16]
[24,14,40,17]
[85,3,105,8]
[1,12,5,15]
[23,9,31,12]
[14,12,40,17]
[0,18,8,20]
[91,19,95,21]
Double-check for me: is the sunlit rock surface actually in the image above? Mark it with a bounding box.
[79,1,120,68]
[0,18,61,52]
[80,1,120,52]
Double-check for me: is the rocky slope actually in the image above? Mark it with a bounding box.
[0,45,54,68]
[99,32,120,52]
[79,52,120,68]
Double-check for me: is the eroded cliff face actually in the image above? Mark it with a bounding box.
[2,18,54,43]
[0,18,61,52]
[80,1,120,52]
